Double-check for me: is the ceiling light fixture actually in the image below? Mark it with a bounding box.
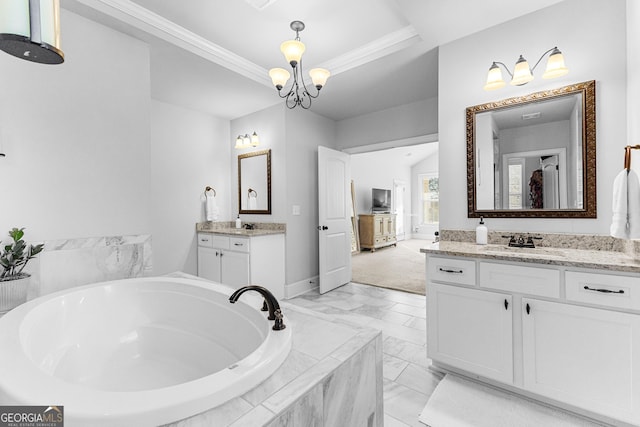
[235,132,260,149]
[0,0,64,64]
[483,47,568,91]
[268,21,330,109]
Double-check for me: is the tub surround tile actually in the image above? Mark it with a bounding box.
[228,405,276,427]
[286,310,360,360]
[330,329,381,362]
[242,349,319,406]
[165,396,254,427]
[265,384,323,427]
[32,234,151,298]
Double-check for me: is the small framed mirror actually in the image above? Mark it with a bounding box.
[467,80,596,218]
[238,149,271,214]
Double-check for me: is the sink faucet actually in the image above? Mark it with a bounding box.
[229,285,286,331]
[502,235,542,248]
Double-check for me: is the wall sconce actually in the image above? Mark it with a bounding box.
[0,0,64,64]
[483,47,568,91]
[234,132,260,149]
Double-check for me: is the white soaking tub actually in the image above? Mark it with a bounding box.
[0,276,292,427]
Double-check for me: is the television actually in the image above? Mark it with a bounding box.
[372,188,391,212]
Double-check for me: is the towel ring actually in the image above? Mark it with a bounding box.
[248,188,257,197]
[205,186,216,197]
[624,145,640,171]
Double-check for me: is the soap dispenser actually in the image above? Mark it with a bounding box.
[235,215,242,229]
[476,216,488,245]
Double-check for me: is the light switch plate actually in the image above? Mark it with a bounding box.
[292,205,301,215]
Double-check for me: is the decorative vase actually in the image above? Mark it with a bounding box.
[0,274,29,315]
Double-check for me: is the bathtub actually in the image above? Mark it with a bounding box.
[0,276,292,426]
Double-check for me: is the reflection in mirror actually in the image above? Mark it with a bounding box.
[467,80,596,218]
[239,149,271,214]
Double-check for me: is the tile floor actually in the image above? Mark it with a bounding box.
[288,282,440,427]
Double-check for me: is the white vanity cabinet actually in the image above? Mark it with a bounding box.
[197,232,285,299]
[426,253,640,426]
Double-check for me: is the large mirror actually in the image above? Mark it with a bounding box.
[238,149,271,214]
[467,80,596,218]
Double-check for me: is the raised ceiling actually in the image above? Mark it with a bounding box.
[62,0,566,121]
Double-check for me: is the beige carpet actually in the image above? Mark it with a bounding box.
[351,239,429,295]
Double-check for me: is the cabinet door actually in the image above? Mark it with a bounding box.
[428,283,513,383]
[197,247,221,282]
[220,250,250,287]
[522,298,640,424]
[373,217,384,236]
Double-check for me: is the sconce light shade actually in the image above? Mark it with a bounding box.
[250,132,260,147]
[309,68,331,89]
[235,135,244,149]
[268,68,291,90]
[0,0,64,64]
[510,55,534,86]
[280,39,305,67]
[542,47,569,79]
[483,62,506,91]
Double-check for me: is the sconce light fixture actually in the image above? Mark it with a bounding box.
[0,0,64,64]
[483,47,568,91]
[234,132,260,149]
[268,20,330,109]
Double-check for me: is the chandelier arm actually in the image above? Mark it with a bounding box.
[530,47,557,73]
[494,61,514,78]
[298,60,321,99]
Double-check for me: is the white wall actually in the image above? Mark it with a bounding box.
[0,10,151,243]
[150,101,230,275]
[439,0,627,234]
[628,0,640,177]
[336,98,438,150]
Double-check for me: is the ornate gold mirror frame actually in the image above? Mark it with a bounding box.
[466,80,596,218]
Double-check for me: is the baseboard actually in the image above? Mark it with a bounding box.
[410,233,435,241]
[285,275,319,299]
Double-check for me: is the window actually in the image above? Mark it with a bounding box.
[507,159,524,209]
[420,174,439,224]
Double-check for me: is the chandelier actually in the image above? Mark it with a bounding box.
[268,21,330,109]
[483,47,568,91]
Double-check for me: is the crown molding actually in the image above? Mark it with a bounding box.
[73,0,272,87]
[72,0,421,84]
[318,26,421,76]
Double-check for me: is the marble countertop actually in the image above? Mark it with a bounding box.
[421,241,640,274]
[196,221,285,237]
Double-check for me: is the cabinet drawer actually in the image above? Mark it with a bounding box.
[211,235,230,250]
[197,233,213,248]
[480,262,559,298]
[229,237,250,253]
[428,257,476,286]
[566,271,640,311]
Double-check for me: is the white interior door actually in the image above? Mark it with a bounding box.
[318,146,351,294]
[393,180,405,241]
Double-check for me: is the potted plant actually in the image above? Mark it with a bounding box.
[0,228,44,314]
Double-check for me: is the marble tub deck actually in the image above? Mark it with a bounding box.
[165,274,383,427]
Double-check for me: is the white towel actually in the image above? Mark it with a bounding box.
[205,194,219,221]
[628,170,640,239]
[610,169,640,239]
[247,194,257,210]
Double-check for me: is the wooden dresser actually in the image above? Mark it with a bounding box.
[358,213,396,251]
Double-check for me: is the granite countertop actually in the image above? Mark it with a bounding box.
[196,221,285,237]
[421,241,640,274]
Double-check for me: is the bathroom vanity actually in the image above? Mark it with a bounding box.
[196,222,285,299]
[422,240,640,426]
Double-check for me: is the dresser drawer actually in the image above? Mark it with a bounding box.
[428,257,476,286]
[197,233,213,248]
[479,262,560,298]
[566,271,640,311]
[229,237,250,253]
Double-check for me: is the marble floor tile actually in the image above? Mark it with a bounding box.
[382,336,428,367]
[404,316,427,331]
[383,379,429,427]
[384,414,412,427]
[351,305,414,325]
[383,354,409,381]
[396,363,444,396]
[379,321,427,346]
[389,302,427,319]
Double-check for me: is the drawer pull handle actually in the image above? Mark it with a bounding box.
[526,303,531,315]
[583,285,624,294]
[504,299,509,310]
[438,267,464,274]
[234,243,244,246]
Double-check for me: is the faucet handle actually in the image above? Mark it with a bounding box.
[273,309,286,331]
